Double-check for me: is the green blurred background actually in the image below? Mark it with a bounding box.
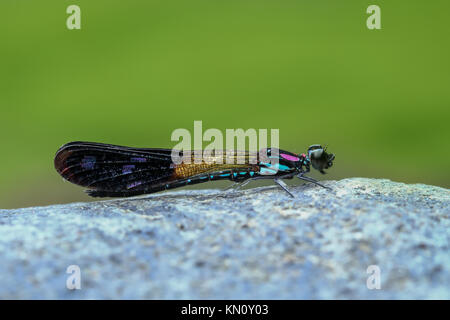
[0,1,449,209]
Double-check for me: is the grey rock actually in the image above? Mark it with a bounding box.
[0,178,449,299]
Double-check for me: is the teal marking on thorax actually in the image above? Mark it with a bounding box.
[278,164,290,171]
[260,167,277,175]
[259,162,291,172]
[220,173,231,177]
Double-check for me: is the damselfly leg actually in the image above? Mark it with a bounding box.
[223,179,253,192]
[224,172,296,197]
[297,173,330,189]
[274,178,295,198]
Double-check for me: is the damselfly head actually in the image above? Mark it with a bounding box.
[307,144,335,174]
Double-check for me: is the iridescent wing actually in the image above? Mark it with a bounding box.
[54,141,259,197]
[54,141,178,196]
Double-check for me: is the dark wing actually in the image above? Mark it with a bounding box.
[54,141,176,197]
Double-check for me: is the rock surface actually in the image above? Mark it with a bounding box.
[0,178,448,299]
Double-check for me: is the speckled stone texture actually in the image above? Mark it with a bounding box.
[0,178,448,299]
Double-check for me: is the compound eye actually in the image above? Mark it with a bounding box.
[307,145,323,158]
[308,144,322,152]
[309,148,323,159]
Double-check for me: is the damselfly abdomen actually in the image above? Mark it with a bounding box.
[54,141,335,198]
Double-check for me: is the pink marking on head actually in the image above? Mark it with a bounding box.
[281,153,300,162]
[301,153,306,158]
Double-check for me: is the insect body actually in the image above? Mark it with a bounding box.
[54,141,335,198]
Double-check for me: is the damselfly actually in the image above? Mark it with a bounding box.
[54,142,335,198]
